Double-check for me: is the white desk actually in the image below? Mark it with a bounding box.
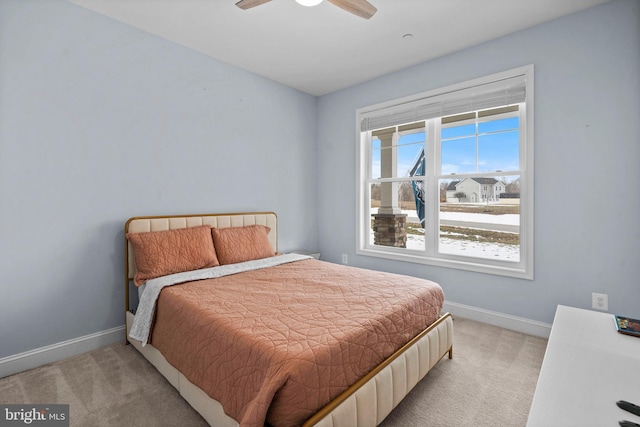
[527,305,640,426]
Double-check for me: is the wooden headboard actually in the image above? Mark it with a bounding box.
[124,212,277,311]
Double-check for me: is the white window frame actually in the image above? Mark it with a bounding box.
[356,65,534,279]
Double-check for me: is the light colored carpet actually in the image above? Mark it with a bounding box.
[0,317,547,426]
[380,317,547,427]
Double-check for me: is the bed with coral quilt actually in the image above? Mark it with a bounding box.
[124,212,453,427]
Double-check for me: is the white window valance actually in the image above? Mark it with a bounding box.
[360,74,526,132]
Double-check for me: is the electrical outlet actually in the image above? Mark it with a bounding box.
[592,293,608,311]
[342,254,348,264]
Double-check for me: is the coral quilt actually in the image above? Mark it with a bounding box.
[148,258,444,427]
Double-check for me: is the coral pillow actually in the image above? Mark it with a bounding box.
[127,225,219,286]
[211,225,275,265]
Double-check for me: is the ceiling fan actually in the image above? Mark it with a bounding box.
[235,0,377,19]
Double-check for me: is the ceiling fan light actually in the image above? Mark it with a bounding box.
[296,0,323,7]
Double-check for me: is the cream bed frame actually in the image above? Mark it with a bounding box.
[125,212,453,427]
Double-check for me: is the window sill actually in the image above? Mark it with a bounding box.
[356,247,533,280]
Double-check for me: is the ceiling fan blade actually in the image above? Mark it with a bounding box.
[235,0,272,10]
[327,0,377,19]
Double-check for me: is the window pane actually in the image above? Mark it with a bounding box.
[370,183,381,212]
[477,116,519,173]
[438,176,520,262]
[371,145,381,179]
[369,180,425,250]
[399,132,425,178]
[372,132,425,179]
[441,136,476,174]
[478,130,519,173]
[399,143,424,177]
[398,131,425,145]
[442,123,475,139]
[478,117,518,134]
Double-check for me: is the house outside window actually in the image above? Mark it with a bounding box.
[356,65,534,279]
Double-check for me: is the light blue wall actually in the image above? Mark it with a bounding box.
[0,0,318,358]
[316,0,640,324]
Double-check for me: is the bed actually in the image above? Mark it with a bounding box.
[124,212,453,427]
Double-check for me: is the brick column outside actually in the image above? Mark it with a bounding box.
[372,213,407,248]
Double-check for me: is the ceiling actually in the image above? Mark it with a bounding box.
[67,0,610,96]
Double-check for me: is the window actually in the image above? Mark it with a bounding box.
[356,65,534,279]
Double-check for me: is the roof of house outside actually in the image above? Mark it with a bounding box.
[446,181,460,190]
[471,178,499,185]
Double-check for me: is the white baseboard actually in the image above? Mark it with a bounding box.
[443,301,552,339]
[0,325,126,379]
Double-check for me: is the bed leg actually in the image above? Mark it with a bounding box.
[448,346,453,359]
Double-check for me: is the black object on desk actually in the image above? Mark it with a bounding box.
[619,421,640,427]
[618,401,640,417]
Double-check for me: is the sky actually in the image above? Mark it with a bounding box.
[371,116,520,180]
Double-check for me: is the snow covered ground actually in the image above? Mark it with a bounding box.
[372,209,520,261]
[406,233,520,261]
[402,209,519,226]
